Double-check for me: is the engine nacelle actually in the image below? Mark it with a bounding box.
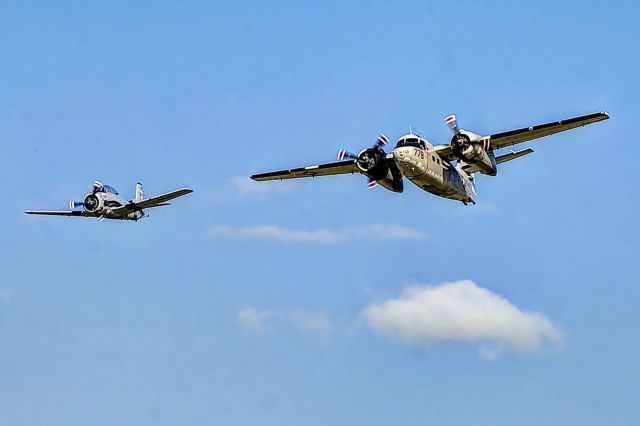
[83,193,104,213]
[451,131,497,176]
[356,148,403,192]
[356,148,388,179]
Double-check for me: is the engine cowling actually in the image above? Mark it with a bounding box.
[356,148,403,192]
[83,193,103,213]
[450,131,497,176]
[356,148,389,181]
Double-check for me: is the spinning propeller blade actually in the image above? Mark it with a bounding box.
[69,200,83,210]
[374,133,389,149]
[444,114,458,134]
[338,132,390,190]
[337,149,357,161]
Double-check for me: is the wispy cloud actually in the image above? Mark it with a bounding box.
[237,308,333,337]
[362,280,563,360]
[209,224,426,243]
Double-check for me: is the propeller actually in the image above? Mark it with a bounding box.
[92,180,103,192]
[374,133,389,149]
[69,200,83,210]
[444,114,459,134]
[445,114,484,158]
[337,134,390,189]
[445,114,490,151]
[337,149,357,161]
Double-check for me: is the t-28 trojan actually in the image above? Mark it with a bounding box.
[25,181,192,221]
[251,112,609,205]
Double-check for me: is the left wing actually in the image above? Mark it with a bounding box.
[487,112,608,150]
[111,188,193,215]
[434,112,609,160]
[25,210,96,218]
[251,160,360,181]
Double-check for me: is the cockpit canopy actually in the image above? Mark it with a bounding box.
[395,135,428,150]
[96,185,119,195]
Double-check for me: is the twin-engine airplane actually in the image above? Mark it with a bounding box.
[251,112,609,205]
[25,181,193,221]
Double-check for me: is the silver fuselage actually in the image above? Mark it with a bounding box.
[83,190,142,220]
[392,135,476,203]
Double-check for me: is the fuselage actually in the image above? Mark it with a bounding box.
[392,134,476,204]
[83,185,142,220]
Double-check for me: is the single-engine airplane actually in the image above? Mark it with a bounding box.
[251,112,609,205]
[25,181,193,221]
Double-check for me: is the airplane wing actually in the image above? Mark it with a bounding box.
[487,112,608,150]
[251,159,360,181]
[110,188,193,215]
[24,210,96,217]
[434,112,609,160]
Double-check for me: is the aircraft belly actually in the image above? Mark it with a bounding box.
[409,169,468,201]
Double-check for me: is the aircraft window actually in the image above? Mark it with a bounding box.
[103,185,119,195]
[105,200,123,207]
[397,138,423,149]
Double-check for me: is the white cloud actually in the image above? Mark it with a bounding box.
[362,280,563,359]
[237,308,333,336]
[209,224,426,243]
[236,308,276,331]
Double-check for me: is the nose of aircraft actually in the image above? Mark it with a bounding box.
[393,147,426,176]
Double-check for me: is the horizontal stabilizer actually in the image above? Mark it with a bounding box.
[462,148,534,175]
[495,147,534,165]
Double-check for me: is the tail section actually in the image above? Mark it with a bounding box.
[135,183,144,202]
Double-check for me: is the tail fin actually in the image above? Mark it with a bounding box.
[135,183,144,202]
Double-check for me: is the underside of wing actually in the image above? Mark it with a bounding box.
[489,112,609,150]
[111,188,193,215]
[251,160,360,181]
[24,210,95,217]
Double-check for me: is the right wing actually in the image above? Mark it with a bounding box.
[24,210,95,217]
[251,159,360,181]
[110,188,193,215]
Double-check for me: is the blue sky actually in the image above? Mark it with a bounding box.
[1,1,639,424]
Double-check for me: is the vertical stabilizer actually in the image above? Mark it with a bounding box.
[135,183,144,202]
